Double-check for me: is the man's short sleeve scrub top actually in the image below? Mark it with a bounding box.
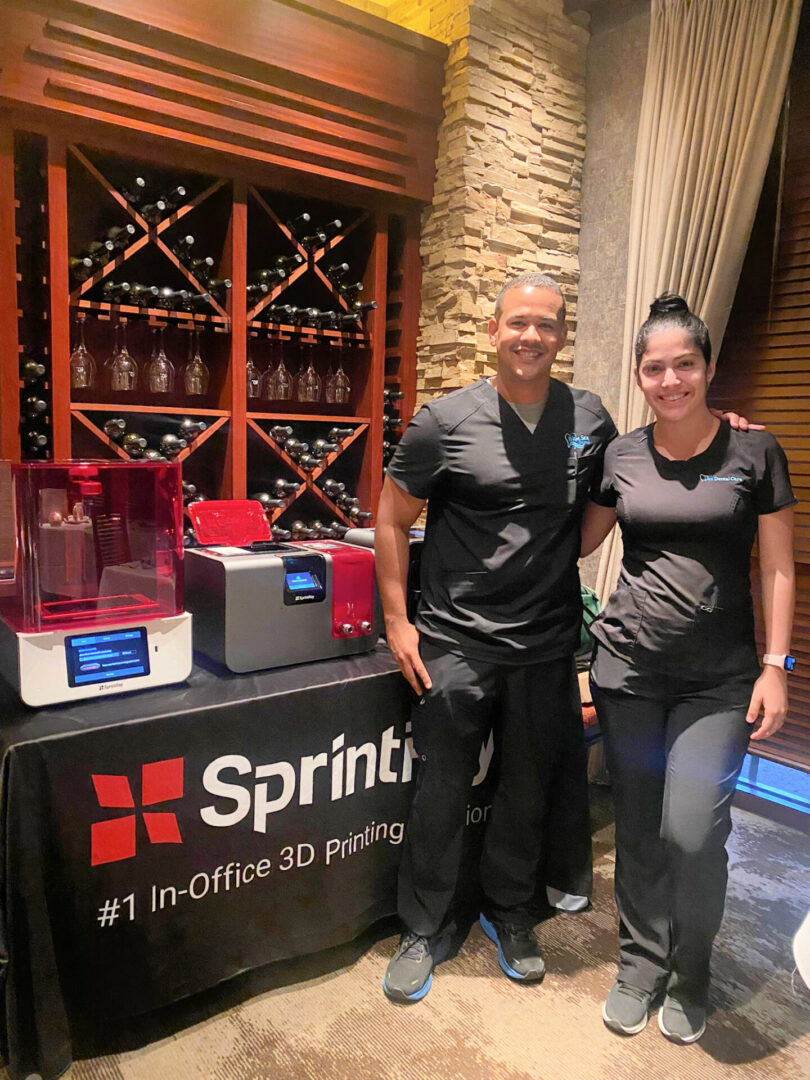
[590,423,797,680]
[386,378,618,664]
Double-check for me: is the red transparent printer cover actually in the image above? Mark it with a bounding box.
[0,461,184,633]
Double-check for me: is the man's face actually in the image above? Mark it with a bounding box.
[488,286,567,386]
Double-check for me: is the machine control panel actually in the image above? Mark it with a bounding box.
[282,555,326,606]
[65,626,150,687]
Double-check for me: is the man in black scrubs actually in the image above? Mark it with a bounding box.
[375,273,618,1002]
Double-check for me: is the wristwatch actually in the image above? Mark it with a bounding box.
[762,653,796,672]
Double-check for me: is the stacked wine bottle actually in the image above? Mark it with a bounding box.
[103,415,207,461]
[19,353,51,459]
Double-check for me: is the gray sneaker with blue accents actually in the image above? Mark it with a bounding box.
[480,913,545,982]
[382,932,434,1003]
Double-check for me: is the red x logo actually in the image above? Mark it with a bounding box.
[91,758,184,865]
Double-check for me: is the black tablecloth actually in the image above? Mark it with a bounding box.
[0,646,591,1080]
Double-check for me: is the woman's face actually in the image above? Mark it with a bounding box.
[636,326,715,423]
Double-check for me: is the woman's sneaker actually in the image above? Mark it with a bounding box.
[382,932,434,1003]
[602,982,652,1035]
[658,994,707,1043]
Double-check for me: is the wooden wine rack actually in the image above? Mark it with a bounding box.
[0,0,444,525]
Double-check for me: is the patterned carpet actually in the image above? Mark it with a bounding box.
[11,790,810,1080]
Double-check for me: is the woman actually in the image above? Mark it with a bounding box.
[580,294,796,1044]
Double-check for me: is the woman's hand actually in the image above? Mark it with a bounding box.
[746,666,788,741]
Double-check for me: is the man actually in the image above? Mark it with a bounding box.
[376,272,616,1002]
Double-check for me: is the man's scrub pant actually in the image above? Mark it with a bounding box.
[398,641,593,938]
[589,645,754,1006]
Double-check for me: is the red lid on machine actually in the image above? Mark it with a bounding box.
[188,500,271,546]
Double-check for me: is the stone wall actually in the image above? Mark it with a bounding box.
[336,0,590,404]
[414,0,589,403]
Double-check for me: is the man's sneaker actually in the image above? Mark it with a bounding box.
[479,913,545,982]
[658,994,707,1044]
[602,982,652,1035]
[382,932,434,1003]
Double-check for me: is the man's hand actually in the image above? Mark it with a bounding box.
[385,614,432,695]
[709,408,765,432]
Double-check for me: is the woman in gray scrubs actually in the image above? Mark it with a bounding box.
[580,294,796,1044]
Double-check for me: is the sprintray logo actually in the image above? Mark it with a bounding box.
[91,758,184,866]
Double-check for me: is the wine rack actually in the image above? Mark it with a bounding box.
[2,127,423,531]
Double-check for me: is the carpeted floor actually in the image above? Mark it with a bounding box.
[8,790,810,1080]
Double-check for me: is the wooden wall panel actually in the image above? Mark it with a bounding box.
[711,8,810,771]
[0,0,445,202]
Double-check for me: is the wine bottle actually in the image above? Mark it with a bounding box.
[102,280,132,302]
[68,255,94,278]
[187,256,215,279]
[275,253,304,273]
[171,235,195,259]
[337,281,364,301]
[105,224,137,252]
[250,492,285,510]
[140,199,168,225]
[322,477,346,494]
[349,508,373,522]
[328,427,355,442]
[143,449,168,462]
[247,283,270,302]
[353,300,378,317]
[129,283,160,304]
[271,524,292,542]
[22,429,49,449]
[178,291,212,311]
[160,185,187,208]
[85,239,116,265]
[383,415,403,432]
[311,439,339,456]
[183,526,198,548]
[269,425,293,442]
[290,520,316,539]
[299,230,327,252]
[272,478,300,496]
[20,358,46,382]
[122,432,147,457]
[286,212,311,233]
[252,267,286,285]
[325,262,350,282]
[329,520,349,537]
[290,306,319,326]
[155,287,190,309]
[283,437,308,456]
[265,304,293,323]
[296,454,320,472]
[384,389,404,402]
[121,176,147,206]
[160,434,188,457]
[207,278,233,296]
[103,418,127,442]
[321,219,343,239]
[21,395,48,418]
[182,480,198,501]
[334,312,362,329]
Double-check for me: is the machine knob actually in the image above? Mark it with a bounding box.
[339,623,354,635]
[358,621,373,634]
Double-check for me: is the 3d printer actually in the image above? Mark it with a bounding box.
[0,460,192,706]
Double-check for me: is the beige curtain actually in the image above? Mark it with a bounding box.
[596,0,802,601]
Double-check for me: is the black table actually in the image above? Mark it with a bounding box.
[0,648,450,1080]
[0,645,593,1080]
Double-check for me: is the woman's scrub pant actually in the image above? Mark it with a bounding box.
[590,645,754,1006]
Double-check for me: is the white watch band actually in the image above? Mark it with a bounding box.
[762,653,790,669]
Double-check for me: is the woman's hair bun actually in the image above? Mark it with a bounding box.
[649,292,690,318]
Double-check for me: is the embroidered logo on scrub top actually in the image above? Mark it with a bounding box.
[565,433,591,450]
[700,474,744,483]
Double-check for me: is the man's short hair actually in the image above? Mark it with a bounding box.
[493,272,566,323]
